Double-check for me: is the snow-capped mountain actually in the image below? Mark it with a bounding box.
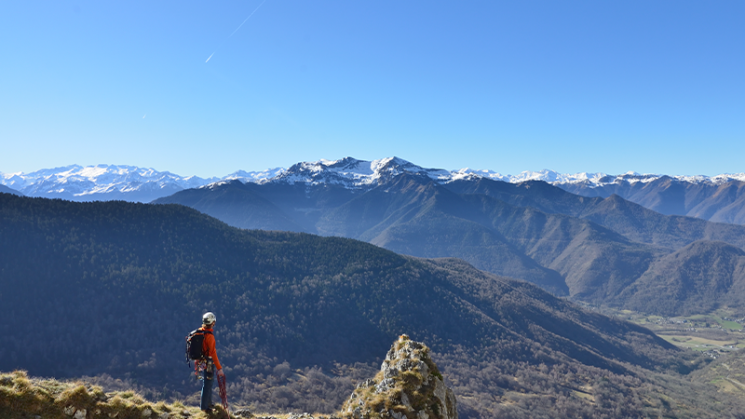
[3,158,745,204]
[0,165,220,203]
[0,164,289,202]
[223,167,286,183]
[266,158,745,189]
[270,157,452,187]
[549,171,745,187]
[454,169,745,187]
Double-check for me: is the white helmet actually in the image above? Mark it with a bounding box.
[202,312,216,325]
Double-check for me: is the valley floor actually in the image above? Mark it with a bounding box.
[579,304,745,398]
[584,305,745,354]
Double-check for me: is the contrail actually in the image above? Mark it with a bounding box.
[228,0,268,38]
[205,0,268,63]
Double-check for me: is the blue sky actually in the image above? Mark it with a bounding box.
[1,1,743,178]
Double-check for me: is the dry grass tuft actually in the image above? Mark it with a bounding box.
[0,370,211,419]
[56,383,96,407]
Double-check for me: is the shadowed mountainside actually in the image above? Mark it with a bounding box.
[0,186,23,196]
[154,175,745,315]
[444,178,745,250]
[618,241,745,315]
[558,177,745,225]
[2,193,732,418]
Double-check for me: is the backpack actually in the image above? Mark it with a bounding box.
[185,328,213,366]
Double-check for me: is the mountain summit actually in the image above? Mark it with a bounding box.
[4,158,745,223]
[272,157,451,188]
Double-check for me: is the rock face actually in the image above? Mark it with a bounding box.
[341,335,457,419]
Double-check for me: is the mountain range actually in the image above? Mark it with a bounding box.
[3,192,741,418]
[559,174,745,224]
[3,158,745,224]
[0,164,283,203]
[152,160,745,316]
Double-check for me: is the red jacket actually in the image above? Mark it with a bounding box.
[200,326,222,370]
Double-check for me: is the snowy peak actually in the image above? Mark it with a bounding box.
[450,169,745,188]
[5,158,745,203]
[223,167,286,183]
[444,168,612,185]
[1,164,219,202]
[374,156,452,180]
[273,156,451,188]
[565,172,745,187]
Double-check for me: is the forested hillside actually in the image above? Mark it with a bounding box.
[155,175,745,315]
[3,193,744,417]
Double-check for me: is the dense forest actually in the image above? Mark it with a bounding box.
[1,193,744,418]
[154,174,745,316]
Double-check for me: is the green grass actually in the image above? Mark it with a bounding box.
[720,321,742,330]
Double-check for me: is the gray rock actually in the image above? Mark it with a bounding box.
[233,408,254,418]
[384,367,399,379]
[356,379,376,389]
[400,392,411,409]
[375,378,396,393]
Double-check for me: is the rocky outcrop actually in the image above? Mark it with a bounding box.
[341,335,457,419]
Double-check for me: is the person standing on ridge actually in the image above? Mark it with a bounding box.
[199,312,225,413]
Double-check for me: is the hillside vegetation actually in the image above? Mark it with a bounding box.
[0,370,210,419]
[155,175,745,315]
[2,193,745,417]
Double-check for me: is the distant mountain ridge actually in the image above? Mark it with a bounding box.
[154,170,745,315]
[4,158,745,223]
[558,174,745,224]
[194,157,745,189]
[0,184,22,196]
[0,164,282,203]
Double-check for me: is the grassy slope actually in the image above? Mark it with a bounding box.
[0,370,212,419]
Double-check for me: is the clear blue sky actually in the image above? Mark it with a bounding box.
[1,1,743,178]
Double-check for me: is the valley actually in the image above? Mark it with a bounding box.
[584,305,745,355]
[6,0,743,415]
[153,161,745,317]
[4,193,745,417]
[5,158,745,417]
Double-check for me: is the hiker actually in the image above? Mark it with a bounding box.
[199,312,225,413]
